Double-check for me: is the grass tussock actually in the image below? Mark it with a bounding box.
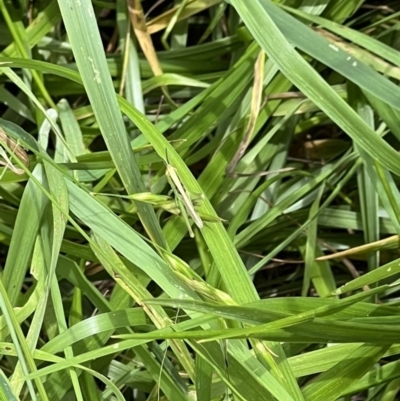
[0,1,400,400]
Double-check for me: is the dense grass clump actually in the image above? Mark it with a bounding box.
[0,1,400,400]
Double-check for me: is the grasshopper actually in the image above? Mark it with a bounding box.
[164,152,204,238]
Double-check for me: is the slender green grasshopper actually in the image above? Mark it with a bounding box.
[163,151,226,236]
[164,152,203,237]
